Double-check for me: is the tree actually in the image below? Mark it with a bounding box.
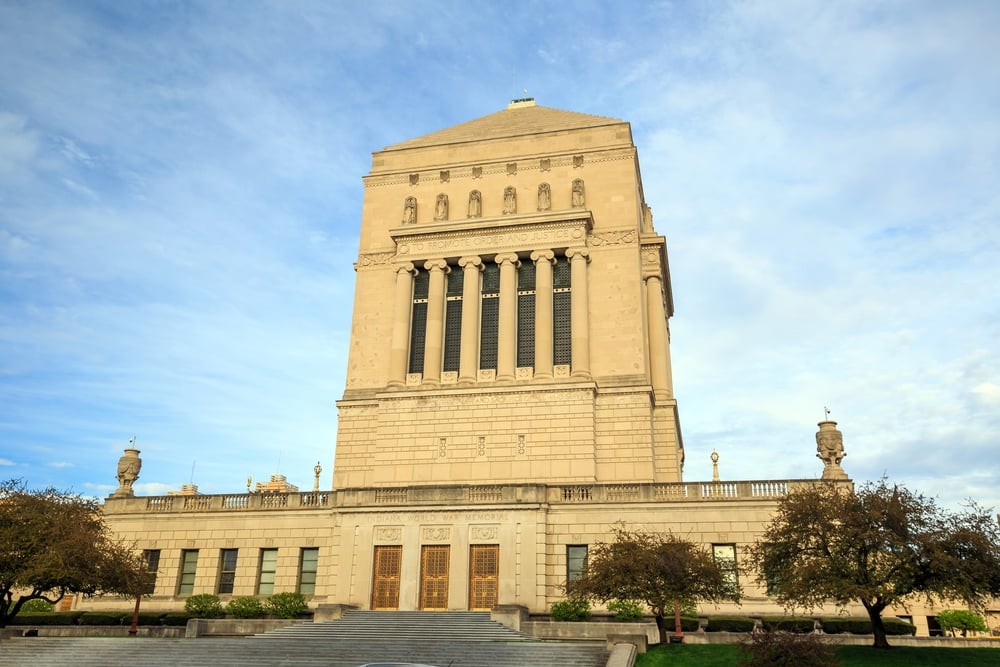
[568,524,741,644]
[749,479,1000,649]
[935,609,988,637]
[0,479,151,627]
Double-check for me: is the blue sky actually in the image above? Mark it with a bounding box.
[1,1,997,511]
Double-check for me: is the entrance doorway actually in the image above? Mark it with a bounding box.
[419,545,450,610]
[469,544,499,610]
[371,545,402,610]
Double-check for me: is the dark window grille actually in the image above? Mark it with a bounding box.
[408,269,429,374]
[553,257,572,365]
[517,261,535,367]
[480,264,499,370]
[443,300,462,372]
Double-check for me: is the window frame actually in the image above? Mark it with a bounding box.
[298,547,319,595]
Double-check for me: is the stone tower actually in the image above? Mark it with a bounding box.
[333,99,683,489]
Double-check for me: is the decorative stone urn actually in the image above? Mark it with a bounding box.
[815,421,848,480]
[114,448,142,497]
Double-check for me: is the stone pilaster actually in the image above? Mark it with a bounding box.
[388,262,417,389]
[422,259,449,387]
[531,250,555,380]
[458,256,483,385]
[566,247,591,379]
[645,274,673,400]
[496,253,520,383]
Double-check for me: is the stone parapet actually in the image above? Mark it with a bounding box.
[103,479,845,515]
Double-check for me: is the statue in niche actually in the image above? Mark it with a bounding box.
[571,179,585,208]
[537,183,551,211]
[402,196,417,224]
[503,186,516,215]
[468,190,482,218]
[434,193,448,221]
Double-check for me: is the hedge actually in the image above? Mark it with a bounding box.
[79,612,128,626]
[11,611,85,626]
[680,616,700,632]
[162,612,192,626]
[884,618,917,635]
[706,616,756,632]
[759,616,816,633]
[819,617,916,635]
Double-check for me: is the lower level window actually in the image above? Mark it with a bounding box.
[566,545,588,584]
[218,549,238,594]
[258,548,278,595]
[178,550,199,595]
[299,547,319,594]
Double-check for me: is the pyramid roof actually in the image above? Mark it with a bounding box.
[383,100,624,151]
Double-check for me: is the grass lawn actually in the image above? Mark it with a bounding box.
[636,643,1000,666]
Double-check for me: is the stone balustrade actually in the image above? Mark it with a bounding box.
[103,479,837,515]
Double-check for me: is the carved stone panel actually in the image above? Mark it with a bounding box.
[470,525,499,542]
[375,526,403,543]
[422,526,451,542]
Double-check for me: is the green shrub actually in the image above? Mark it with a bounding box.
[550,597,591,622]
[162,612,192,626]
[819,617,871,634]
[935,610,987,636]
[184,594,225,618]
[227,596,265,619]
[80,612,127,626]
[680,616,700,632]
[136,611,166,626]
[884,618,917,636]
[607,599,645,621]
[265,592,309,619]
[739,627,839,667]
[760,616,816,633]
[11,611,84,626]
[19,598,54,612]
[706,616,756,632]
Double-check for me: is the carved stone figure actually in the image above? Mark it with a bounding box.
[114,447,142,497]
[503,186,516,215]
[571,179,585,207]
[815,420,848,480]
[402,196,416,224]
[468,190,481,218]
[434,193,448,221]
[537,183,551,211]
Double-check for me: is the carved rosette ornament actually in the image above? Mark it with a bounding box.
[114,447,142,497]
[816,420,848,480]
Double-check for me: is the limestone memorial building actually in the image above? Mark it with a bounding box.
[97,100,863,625]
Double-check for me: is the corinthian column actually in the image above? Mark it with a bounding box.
[422,259,449,387]
[458,256,483,384]
[645,274,673,400]
[495,253,520,383]
[566,248,591,379]
[531,250,555,380]
[388,262,416,389]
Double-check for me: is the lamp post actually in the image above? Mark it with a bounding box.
[313,462,322,492]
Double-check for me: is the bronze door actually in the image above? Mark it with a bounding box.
[371,545,402,610]
[469,544,499,610]
[419,545,450,610]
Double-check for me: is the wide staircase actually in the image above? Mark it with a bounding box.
[0,610,610,667]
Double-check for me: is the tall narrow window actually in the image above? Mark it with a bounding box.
[218,549,238,594]
[178,549,199,595]
[479,263,500,370]
[566,545,588,584]
[407,268,429,374]
[299,547,319,595]
[258,548,278,595]
[713,544,738,590]
[442,266,463,372]
[516,260,535,367]
[142,549,160,595]
[553,256,572,365]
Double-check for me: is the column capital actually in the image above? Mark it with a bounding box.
[458,255,484,270]
[566,247,590,262]
[530,249,556,264]
[495,252,520,268]
[643,272,663,284]
[423,259,450,273]
[395,262,417,276]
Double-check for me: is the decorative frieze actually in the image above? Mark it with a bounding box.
[589,229,636,246]
[374,526,403,543]
[422,526,451,542]
[470,525,499,541]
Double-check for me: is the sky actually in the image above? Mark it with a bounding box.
[1,1,997,512]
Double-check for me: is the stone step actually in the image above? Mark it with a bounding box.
[0,636,608,667]
[0,610,609,667]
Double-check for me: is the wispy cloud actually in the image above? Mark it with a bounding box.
[0,1,996,512]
